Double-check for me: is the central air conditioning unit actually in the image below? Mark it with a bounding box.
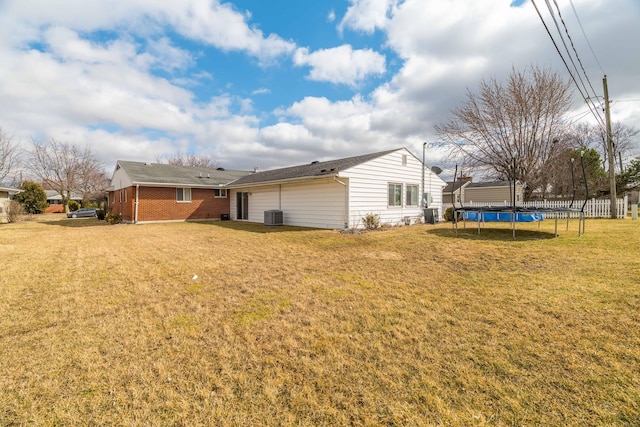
[264,210,284,226]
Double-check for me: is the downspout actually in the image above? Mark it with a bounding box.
[134,184,139,223]
[334,176,348,229]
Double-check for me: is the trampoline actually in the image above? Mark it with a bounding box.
[451,154,588,238]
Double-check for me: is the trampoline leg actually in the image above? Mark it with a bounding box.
[554,217,558,237]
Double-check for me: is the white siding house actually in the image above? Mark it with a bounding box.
[228,148,446,229]
[464,181,524,204]
[0,187,20,224]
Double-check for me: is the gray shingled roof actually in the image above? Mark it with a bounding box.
[45,190,82,201]
[229,148,401,187]
[443,180,469,193]
[115,161,252,187]
[466,181,512,189]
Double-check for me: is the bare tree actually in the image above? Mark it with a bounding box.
[0,127,21,185]
[546,147,607,199]
[28,139,106,212]
[159,152,218,168]
[435,66,573,200]
[591,122,640,173]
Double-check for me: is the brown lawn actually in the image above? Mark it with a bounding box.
[0,216,639,426]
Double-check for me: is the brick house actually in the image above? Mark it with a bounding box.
[108,148,447,228]
[107,161,252,223]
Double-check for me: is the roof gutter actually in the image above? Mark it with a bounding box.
[228,174,335,189]
[131,181,231,189]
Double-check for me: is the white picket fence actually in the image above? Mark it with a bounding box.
[443,194,629,219]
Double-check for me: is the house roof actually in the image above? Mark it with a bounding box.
[0,186,20,194]
[466,180,516,189]
[45,190,83,201]
[228,148,401,187]
[113,161,252,188]
[443,180,470,194]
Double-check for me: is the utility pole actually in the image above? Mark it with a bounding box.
[603,75,617,219]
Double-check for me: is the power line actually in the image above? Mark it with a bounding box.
[569,0,606,75]
[543,0,605,128]
[551,0,604,113]
[530,0,606,131]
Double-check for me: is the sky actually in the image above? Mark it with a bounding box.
[1,0,639,179]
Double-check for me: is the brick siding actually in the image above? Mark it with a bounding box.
[108,186,230,222]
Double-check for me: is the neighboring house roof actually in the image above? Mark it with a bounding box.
[443,180,470,194]
[112,161,252,188]
[45,190,83,201]
[0,186,21,194]
[228,148,400,187]
[466,180,520,189]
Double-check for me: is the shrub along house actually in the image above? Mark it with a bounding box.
[107,161,251,223]
[226,148,446,229]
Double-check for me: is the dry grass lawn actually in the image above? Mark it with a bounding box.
[1,215,639,426]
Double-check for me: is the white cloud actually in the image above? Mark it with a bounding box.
[166,0,296,63]
[0,0,638,177]
[0,0,295,62]
[293,45,386,86]
[338,0,397,34]
[146,37,194,71]
[252,88,271,95]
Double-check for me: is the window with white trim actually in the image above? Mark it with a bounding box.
[406,184,419,206]
[214,188,227,198]
[388,183,402,207]
[176,187,192,202]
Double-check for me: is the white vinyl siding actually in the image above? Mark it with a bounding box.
[246,185,281,221]
[341,149,445,228]
[280,179,346,228]
[465,184,523,204]
[228,149,446,229]
[109,162,135,190]
[230,179,346,228]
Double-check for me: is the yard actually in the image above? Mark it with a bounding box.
[1,216,639,426]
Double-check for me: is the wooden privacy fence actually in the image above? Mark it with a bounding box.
[442,194,629,219]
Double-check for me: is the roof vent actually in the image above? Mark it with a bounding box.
[311,160,319,165]
[217,167,225,171]
[199,172,203,178]
[207,174,210,178]
[144,162,152,166]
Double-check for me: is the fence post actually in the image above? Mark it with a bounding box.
[623,194,628,218]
